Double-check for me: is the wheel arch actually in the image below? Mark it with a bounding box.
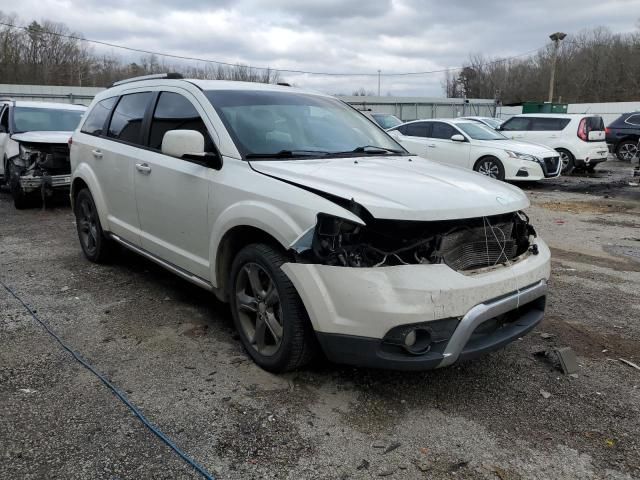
[70,165,110,230]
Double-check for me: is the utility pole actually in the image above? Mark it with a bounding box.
[548,32,566,103]
[377,69,381,96]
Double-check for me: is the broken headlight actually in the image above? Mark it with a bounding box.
[19,144,40,162]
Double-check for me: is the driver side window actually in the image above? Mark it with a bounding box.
[0,107,8,132]
[149,92,214,152]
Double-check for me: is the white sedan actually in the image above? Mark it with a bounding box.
[388,118,561,181]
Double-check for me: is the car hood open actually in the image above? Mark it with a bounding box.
[11,131,72,145]
[250,156,529,221]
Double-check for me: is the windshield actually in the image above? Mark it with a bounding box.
[456,122,507,140]
[481,118,503,128]
[204,90,405,159]
[372,114,402,129]
[13,107,84,133]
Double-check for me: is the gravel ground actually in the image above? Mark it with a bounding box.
[1,159,639,480]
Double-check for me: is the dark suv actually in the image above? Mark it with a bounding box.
[606,113,640,161]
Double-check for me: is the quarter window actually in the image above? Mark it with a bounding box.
[625,114,640,126]
[81,97,117,136]
[108,92,153,145]
[149,92,214,151]
[429,122,456,140]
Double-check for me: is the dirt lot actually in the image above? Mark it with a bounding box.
[1,159,639,480]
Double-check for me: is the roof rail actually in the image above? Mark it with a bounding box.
[110,72,184,88]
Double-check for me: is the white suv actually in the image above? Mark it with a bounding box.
[0,100,86,208]
[70,74,550,372]
[498,114,608,174]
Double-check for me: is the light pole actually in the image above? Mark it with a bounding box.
[377,69,381,96]
[548,32,566,103]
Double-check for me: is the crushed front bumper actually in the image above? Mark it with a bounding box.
[282,239,550,370]
[19,174,71,193]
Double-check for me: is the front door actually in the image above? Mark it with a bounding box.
[426,122,471,168]
[134,90,214,280]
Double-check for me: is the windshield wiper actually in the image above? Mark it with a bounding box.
[333,145,404,155]
[245,150,330,159]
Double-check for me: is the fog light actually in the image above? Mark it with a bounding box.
[404,330,416,347]
[403,328,432,355]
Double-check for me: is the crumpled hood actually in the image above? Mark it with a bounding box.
[251,156,530,221]
[476,139,558,156]
[11,131,72,145]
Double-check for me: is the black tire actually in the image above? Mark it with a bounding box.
[473,156,505,181]
[615,140,638,162]
[229,243,317,372]
[74,188,114,263]
[556,148,575,175]
[7,158,34,209]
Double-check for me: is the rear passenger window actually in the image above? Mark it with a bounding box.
[530,117,570,131]
[625,114,640,126]
[500,117,530,131]
[400,122,428,137]
[108,92,153,145]
[81,97,117,136]
[429,122,456,139]
[149,92,214,151]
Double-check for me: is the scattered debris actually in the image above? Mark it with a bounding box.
[555,347,579,374]
[357,459,370,470]
[449,461,469,472]
[377,466,396,476]
[60,286,69,292]
[540,389,552,399]
[605,439,616,447]
[383,441,401,454]
[18,388,36,394]
[619,358,640,372]
[416,460,433,472]
[540,332,555,339]
[372,441,386,449]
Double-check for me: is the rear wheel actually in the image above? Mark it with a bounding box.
[615,140,638,162]
[556,148,575,175]
[474,156,505,181]
[74,188,114,263]
[229,243,317,372]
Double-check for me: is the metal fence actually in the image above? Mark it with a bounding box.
[0,84,104,106]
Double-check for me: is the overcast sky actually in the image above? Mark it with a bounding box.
[4,0,640,96]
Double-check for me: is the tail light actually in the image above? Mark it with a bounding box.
[605,127,611,135]
[577,118,588,141]
[68,137,73,146]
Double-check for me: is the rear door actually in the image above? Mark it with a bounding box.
[133,89,215,280]
[388,122,430,157]
[90,92,152,244]
[426,121,471,168]
[525,117,571,146]
[499,116,531,141]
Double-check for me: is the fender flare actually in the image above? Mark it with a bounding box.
[208,201,310,287]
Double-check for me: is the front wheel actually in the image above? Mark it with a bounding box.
[474,156,505,181]
[229,243,317,372]
[7,159,34,209]
[556,148,575,175]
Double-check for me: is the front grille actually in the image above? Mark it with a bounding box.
[435,221,519,271]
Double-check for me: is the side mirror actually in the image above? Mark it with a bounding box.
[161,129,222,170]
[451,134,466,142]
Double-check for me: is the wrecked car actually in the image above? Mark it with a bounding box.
[70,74,550,372]
[0,100,86,208]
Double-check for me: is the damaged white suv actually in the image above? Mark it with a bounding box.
[70,74,550,372]
[0,100,86,208]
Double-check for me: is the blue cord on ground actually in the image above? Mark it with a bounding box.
[1,280,216,480]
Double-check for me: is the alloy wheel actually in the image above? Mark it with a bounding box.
[618,143,638,161]
[559,151,571,169]
[235,262,284,357]
[77,197,99,255]
[478,160,500,179]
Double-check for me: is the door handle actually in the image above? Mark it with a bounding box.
[135,163,152,174]
[91,149,103,159]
